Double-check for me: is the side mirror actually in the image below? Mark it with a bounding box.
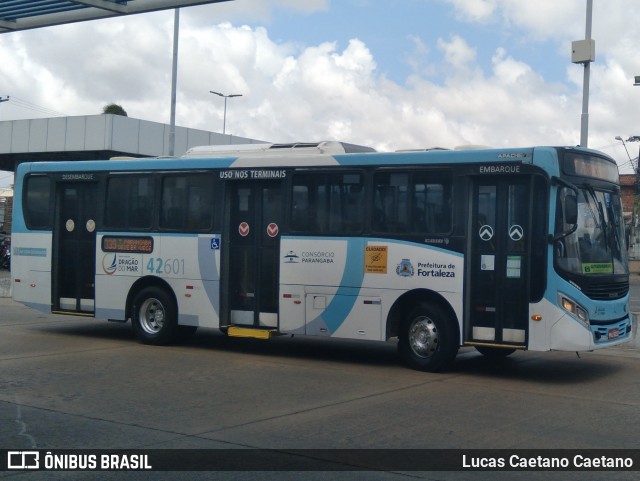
[551,178,580,243]
[565,194,578,225]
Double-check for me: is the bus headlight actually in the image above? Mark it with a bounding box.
[559,294,589,326]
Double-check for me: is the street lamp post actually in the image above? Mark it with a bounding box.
[168,9,180,157]
[616,136,632,162]
[629,79,640,255]
[571,0,595,148]
[627,136,640,174]
[210,91,242,135]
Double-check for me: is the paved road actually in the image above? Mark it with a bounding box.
[0,269,638,480]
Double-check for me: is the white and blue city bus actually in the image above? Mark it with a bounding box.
[11,141,632,371]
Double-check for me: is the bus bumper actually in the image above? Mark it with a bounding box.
[549,313,633,351]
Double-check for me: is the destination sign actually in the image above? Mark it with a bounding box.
[219,169,287,180]
[102,236,154,254]
[564,154,619,183]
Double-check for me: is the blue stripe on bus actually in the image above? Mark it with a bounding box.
[13,247,47,257]
[320,238,365,333]
[27,157,238,172]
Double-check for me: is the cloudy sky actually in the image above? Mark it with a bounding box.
[2,0,640,188]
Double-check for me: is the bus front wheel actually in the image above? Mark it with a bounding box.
[132,287,178,345]
[398,303,458,372]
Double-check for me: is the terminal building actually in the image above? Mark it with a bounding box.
[0,113,265,234]
[0,114,264,171]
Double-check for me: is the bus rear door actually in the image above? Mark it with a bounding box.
[467,177,530,348]
[223,179,283,333]
[52,181,98,315]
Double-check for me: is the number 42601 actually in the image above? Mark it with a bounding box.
[146,258,185,275]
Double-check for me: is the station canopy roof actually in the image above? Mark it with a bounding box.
[0,0,231,33]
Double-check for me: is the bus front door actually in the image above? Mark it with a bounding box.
[467,178,530,348]
[52,182,98,314]
[224,181,283,330]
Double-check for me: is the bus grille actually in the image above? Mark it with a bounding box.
[582,279,629,300]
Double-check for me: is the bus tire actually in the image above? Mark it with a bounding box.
[398,303,458,372]
[132,286,178,345]
[475,346,516,358]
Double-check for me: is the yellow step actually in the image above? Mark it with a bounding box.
[227,326,278,340]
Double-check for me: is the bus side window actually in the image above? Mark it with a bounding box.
[373,172,409,233]
[160,174,214,232]
[329,174,363,234]
[373,171,452,234]
[105,177,128,228]
[291,185,312,231]
[291,173,363,234]
[186,182,213,230]
[413,175,452,234]
[130,177,154,229]
[291,175,327,233]
[161,176,186,230]
[105,175,154,230]
[24,175,53,230]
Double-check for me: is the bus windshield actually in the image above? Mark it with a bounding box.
[555,185,628,276]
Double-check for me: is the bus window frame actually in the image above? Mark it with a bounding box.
[103,173,156,233]
[23,174,54,231]
[289,168,367,236]
[371,167,455,237]
[158,172,218,234]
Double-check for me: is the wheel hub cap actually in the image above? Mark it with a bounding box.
[140,298,165,334]
[409,316,439,358]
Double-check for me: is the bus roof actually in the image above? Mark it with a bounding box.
[13,145,616,177]
[182,141,376,158]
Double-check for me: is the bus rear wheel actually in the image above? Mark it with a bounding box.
[132,287,178,345]
[398,303,458,372]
